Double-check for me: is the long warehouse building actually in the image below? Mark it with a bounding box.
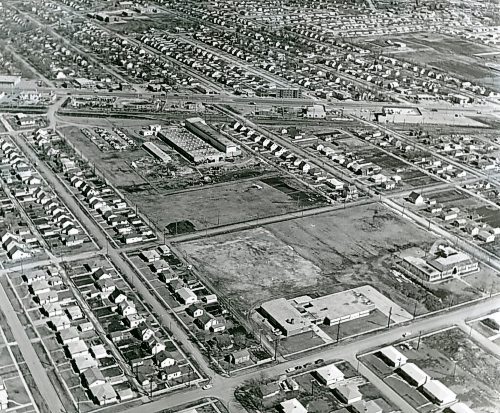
[142,141,172,164]
[185,117,241,157]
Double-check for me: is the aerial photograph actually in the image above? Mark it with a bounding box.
[0,0,499,412]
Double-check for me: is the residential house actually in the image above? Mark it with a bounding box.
[50,315,71,331]
[67,340,89,359]
[43,302,63,317]
[186,304,203,318]
[31,280,51,295]
[97,278,115,293]
[314,364,345,386]
[118,300,137,317]
[59,327,80,345]
[66,306,83,320]
[195,314,217,331]
[334,384,362,404]
[79,322,94,332]
[125,314,145,328]
[422,380,457,406]
[154,350,176,368]
[146,336,165,355]
[163,364,181,381]
[140,249,161,262]
[351,400,383,413]
[280,398,308,413]
[73,355,98,373]
[90,344,108,360]
[117,388,134,402]
[228,349,251,365]
[24,270,47,285]
[408,191,424,206]
[176,287,197,305]
[82,367,106,388]
[398,363,430,387]
[37,290,59,305]
[90,383,118,405]
[136,325,155,341]
[378,346,407,367]
[446,402,476,413]
[108,289,127,304]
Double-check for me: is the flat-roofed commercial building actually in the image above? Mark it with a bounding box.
[0,75,21,87]
[260,287,376,336]
[185,117,241,157]
[260,298,312,337]
[292,289,376,326]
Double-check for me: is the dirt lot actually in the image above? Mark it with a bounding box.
[131,176,324,232]
[410,327,500,413]
[180,203,454,315]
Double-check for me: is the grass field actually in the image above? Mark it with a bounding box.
[180,203,465,315]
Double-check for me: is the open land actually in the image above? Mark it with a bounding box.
[180,202,487,317]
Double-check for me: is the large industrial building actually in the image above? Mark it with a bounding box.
[184,117,241,157]
[260,288,376,337]
[158,128,225,164]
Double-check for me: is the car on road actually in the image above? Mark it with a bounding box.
[285,366,296,373]
[402,331,411,337]
[202,384,213,390]
[303,362,312,368]
[314,358,324,365]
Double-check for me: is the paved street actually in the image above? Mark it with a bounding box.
[0,282,65,413]
[117,294,500,413]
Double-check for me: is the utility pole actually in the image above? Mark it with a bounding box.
[413,301,418,318]
[387,306,392,328]
[336,322,341,343]
[416,330,422,350]
[274,336,280,360]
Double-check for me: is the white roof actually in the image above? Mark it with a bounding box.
[177,287,197,300]
[91,383,117,401]
[67,340,89,355]
[280,398,308,413]
[315,364,344,382]
[449,402,475,413]
[379,346,408,364]
[399,362,430,383]
[423,380,456,404]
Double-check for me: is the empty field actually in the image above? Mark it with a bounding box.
[180,202,483,316]
[129,177,325,232]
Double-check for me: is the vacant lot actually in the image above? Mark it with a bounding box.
[181,203,461,315]
[132,177,324,232]
[414,328,500,412]
[361,32,500,88]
